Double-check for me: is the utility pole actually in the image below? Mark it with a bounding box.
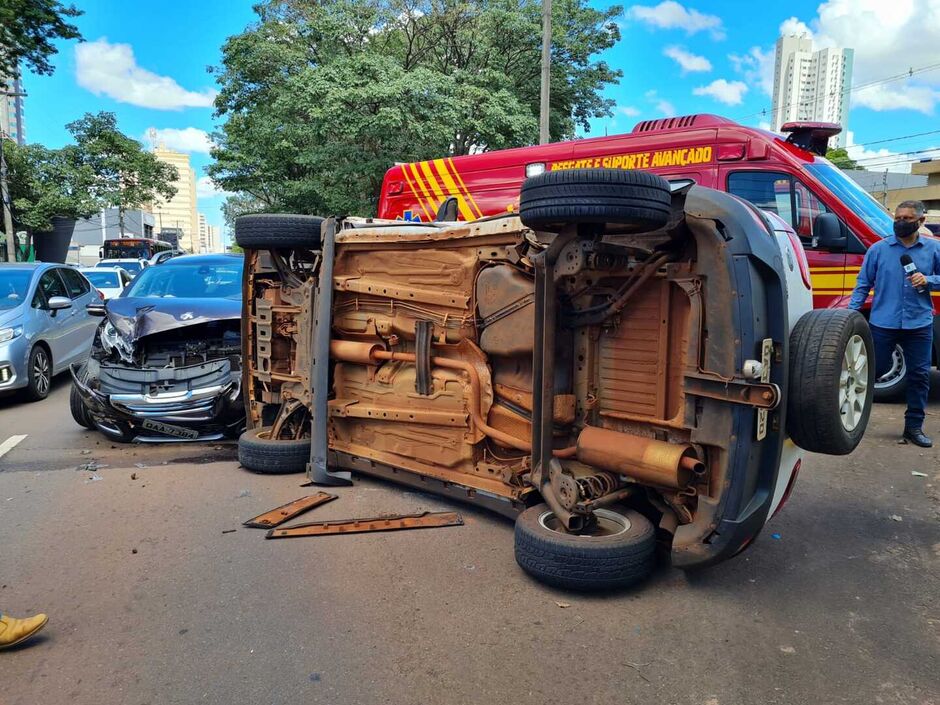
[1,90,26,262]
[539,0,552,145]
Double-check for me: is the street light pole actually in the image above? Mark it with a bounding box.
[539,0,552,145]
[1,90,26,263]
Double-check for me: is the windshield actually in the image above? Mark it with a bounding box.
[806,160,894,237]
[99,261,143,275]
[0,270,32,310]
[84,271,121,288]
[124,260,243,300]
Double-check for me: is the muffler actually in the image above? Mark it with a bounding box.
[576,426,704,489]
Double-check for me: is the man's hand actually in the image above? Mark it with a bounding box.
[910,272,928,288]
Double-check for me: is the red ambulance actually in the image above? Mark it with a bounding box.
[378,114,918,399]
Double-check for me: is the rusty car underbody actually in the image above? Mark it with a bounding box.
[241,185,792,568]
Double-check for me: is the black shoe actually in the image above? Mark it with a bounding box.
[903,428,933,448]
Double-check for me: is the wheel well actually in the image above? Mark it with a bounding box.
[30,340,52,368]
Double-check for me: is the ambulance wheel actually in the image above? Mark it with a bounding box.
[788,309,875,455]
[234,214,323,250]
[873,344,908,402]
[519,168,671,233]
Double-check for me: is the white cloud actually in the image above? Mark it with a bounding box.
[145,127,214,154]
[617,105,641,117]
[729,46,775,96]
[645,90,676,117]
[627,1,725,39]
[693,79,748,105]
[663,46,712,74]
[779,16,813,38]
[76,38,217,110]
[196,176,230,200]
[789,0,940,114]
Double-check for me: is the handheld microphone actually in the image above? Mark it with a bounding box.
[900,253,928,293]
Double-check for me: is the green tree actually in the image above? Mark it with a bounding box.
[826,147,862,171]
[4,139,98,252]
[0,0,82,82]
[65,112,179,235]
[209,0,622,216]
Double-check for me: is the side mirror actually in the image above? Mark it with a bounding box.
[47,296,72,311]
[813,212,846,250]
[86,302,107,317]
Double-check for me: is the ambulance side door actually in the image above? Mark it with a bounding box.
[725,169,847,310]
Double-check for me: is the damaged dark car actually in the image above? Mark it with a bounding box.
[70,254,246,442]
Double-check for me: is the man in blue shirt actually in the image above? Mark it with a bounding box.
[849,200,940,447]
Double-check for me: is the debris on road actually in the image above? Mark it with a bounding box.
[77,460,106,472]
[131,473,137,480]
[554,601,571,608]
[222,529,237,535]
[779,646,796,654]
[889,515,903,522]
[243,493,338,529]
[80,449,92,455]
[84,474,103,483]
[771,533,782,540]
[912,471,928,477]
[237,489,251,498]
[265,511,464,539]
[131,548,138,554]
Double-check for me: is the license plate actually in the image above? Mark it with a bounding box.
[141,419,200,440]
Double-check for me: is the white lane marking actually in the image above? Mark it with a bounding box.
[0,434,28,461]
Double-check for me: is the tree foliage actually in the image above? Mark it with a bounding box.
[65,112,179,234]
[3,112,179,238]
[0,0,82,82]
[826,147,862,171]
[209,0,622,216]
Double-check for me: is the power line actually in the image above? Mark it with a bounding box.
[853,128,940,148]
[739,61,940,123]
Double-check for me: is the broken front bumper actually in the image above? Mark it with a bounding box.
[71,358,245,440]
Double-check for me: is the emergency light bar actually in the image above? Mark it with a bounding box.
[780,121,842,157]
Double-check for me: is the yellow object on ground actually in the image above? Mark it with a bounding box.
[0,612,48,649]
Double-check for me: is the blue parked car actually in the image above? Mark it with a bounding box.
[0,263,100,400]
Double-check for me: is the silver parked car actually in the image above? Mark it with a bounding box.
[0,263,101,400]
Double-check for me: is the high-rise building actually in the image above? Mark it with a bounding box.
[0,72,26,145]
[771,34,853,147]
[197,212,223,253]
[151,145,198,252]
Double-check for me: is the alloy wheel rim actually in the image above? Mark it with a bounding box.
[839,334,868,432]
[33,350,50,396]
[538,508,630,537]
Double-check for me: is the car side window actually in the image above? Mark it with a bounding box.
[727,171,794,222]
[791,180,831,241]
[37,269,69,304]
[59,267,90,298]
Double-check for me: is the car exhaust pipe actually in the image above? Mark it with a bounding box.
[576,425,704,489]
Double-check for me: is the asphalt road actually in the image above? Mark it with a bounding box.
[1,375,938,705]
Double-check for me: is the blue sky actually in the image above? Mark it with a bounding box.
[19,0,940,243]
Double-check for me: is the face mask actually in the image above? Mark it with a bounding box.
[894,220,920,238]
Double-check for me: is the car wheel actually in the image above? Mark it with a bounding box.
[788,309,875,455]
[24,345,52,401]
[238,427,311,474]
[93,418,136,443]
[514,504,656,591]
[69,383,94,429]
[873,344,908,402]
[519,168,672,233]
[234,214,324,250]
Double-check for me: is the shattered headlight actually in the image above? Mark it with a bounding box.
[100,321,135,362]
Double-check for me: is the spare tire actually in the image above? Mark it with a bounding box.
[514,504,655,591]
[788,309,874,455]
[234,214,324,250]
[238,427,311,474]
[519,169,672,233]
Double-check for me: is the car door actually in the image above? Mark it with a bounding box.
[725,169,848,310]
[57,267,99,367]
[32,268,73,370]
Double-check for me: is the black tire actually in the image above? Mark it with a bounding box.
[23,345,52,401]
[234,214,323,250]
[514,504,655,591]
[70,383,94,429]
[238,427,311,474]
[519,169,672,233]
[873,344,908,402]
[788,309,875,455]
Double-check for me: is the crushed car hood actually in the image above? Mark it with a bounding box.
[105,297,242,343]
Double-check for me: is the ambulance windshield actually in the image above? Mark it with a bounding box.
[805,160,894,238]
